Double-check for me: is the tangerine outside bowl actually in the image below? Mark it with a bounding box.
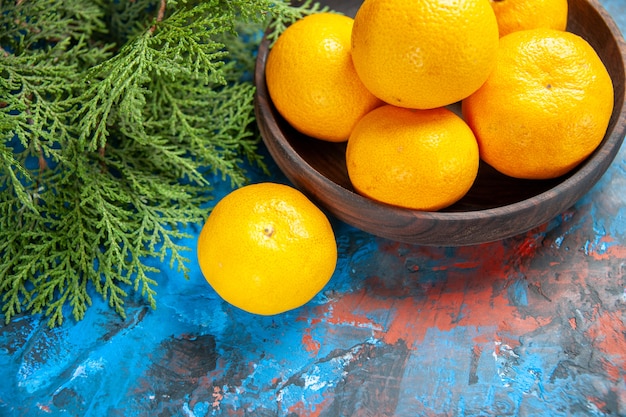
[254,0,626,246]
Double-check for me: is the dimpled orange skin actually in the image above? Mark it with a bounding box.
[489,0,568,37]
[462,28,614,180]
[265,13,382,142]
[350,0,499,110]
[346,105,480,211]
[196,183,337,315]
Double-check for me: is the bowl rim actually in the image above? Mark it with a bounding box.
[254,0,626,244]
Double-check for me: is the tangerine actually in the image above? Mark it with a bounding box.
[196,183,337,315]
[265,13,382,142]
[489,0,568,37]
[350,0,499,109]
[462,28,614,180]
[346,105,480,211]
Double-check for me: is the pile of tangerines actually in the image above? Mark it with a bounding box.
[266,0,614,211]
[195,0,615,316]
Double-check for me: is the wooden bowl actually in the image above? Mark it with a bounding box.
[254,0,626,246]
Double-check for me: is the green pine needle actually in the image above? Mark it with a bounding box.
[0,0,326,327]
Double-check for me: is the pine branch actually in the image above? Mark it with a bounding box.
[262,0,331,43]
[76,35,153,151]
[0,0,325,327]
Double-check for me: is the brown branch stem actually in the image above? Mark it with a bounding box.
[99,145,107,173]
[149,0,167,34]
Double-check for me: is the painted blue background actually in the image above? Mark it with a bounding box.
[1,1,626,416]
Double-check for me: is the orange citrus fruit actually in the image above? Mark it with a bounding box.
[196,182,337,315]
[346,105,480,211]
[350,0,499,109]
[462,28,614,180]
[489,0,568,37]
[265,12,382,142]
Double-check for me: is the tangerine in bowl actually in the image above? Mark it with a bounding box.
[254,0,626,246]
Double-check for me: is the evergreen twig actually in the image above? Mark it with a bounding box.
[0,0,325,327]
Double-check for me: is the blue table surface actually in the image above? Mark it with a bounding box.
[2,2,626,416]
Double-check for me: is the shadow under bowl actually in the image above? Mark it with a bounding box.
[254,0,626,246]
